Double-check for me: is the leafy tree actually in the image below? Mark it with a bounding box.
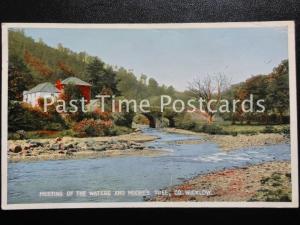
[266,60,289,122]
[148,78,159,94]
[86,57,118,97]
[8,55,33,101]
[62,84,85,121]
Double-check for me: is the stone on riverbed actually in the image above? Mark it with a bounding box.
[12,145,22,153]
[49,143,62,150]
[132,145,144,150]
[92,145,107,151]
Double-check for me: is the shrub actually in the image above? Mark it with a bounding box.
[84,109,112,121]
[8,101,67,132]
[57,129,76,137]
[231,131,238,136]
[239,130,258,135]
[73,119,113,137]
[112,111,135,127]
[201,124,224,135]
[281,126,290,138]
[44,122,64,131]
[133,114,150,125]
[161,117,170,128]
[8,132,22,140]
[261,125,278,133]
[174,113,197,130]
[107,126,133,136]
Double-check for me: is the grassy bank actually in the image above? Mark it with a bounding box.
[174,118,290,136]
[8,126,133,140]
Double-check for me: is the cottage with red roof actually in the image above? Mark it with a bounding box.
[23,77,92,106]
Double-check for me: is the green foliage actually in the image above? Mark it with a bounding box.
[112,110,135,127]
[9,29,91,83]
[250,172,292,202]
[174,113,197,130]
[281,126,290,138]
[8,55,33,100]
[261,125,278,133]
[160,117,170,128]
[107,126,133,136]
[201,124,221,134]
[44,123,64,131]
[133,114,150,125]
[73,119,113,137]
[221,60,289,125]
[86,58,118,97]
[8,101,67,132]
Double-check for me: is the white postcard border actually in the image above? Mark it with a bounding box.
[1,21,298,209]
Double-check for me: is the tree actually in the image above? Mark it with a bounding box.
[188,74,229,123]
[57,61,75,79]
[87,57,118,97]
[116,68,139,99]
[266,60,289,122]
[8,55,33,101]
[24,50,53,77]
[62,84,85,121]
[148,78,159,94]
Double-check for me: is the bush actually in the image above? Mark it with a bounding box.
[73,119,113,137]
[161,117,170,128]
[107,126,133,136]
[8,101,68,132]
[231,131,238,136]
[133,114,150,125]
[83,109,112,121]
[281,126,290,138]
[239,130,258,135]
[57,129,76,137]
[112,111,135,127]
[200,124,224,135]
[8,132,22,140]
[44,122,64,131]
[174,113,197,130]
[261,125,278,134]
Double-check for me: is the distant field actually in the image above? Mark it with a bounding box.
[220,124,288,134]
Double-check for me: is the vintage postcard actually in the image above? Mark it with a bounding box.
[1,22,298,209]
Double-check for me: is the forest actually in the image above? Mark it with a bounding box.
[8,29,290,139]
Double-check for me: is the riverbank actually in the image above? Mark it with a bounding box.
[8,132,163,163]
[152,161,292,202]
[163,128,289,151]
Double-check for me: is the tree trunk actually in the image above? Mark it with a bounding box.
[207,114,213,124]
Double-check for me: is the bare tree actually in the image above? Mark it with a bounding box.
[188,74,229,123]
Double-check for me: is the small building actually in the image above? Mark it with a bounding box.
[61,77,92,102]
[23,82,60,106]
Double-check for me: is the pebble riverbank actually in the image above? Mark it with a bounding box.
[163,128,289,151]
[152,161,292,202]
[7,132,164,162]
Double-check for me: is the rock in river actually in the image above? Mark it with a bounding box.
[13,145,22,153]
[92,145,107,151]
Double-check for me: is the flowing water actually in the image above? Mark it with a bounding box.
[8,128,290,203]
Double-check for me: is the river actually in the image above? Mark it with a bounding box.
[8,128,290,203]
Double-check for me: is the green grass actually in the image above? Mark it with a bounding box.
[221,124,288,134]
[9,126,133,140]
[250,172,292,202]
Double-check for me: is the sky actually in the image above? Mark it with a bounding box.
[24,27,288,91]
